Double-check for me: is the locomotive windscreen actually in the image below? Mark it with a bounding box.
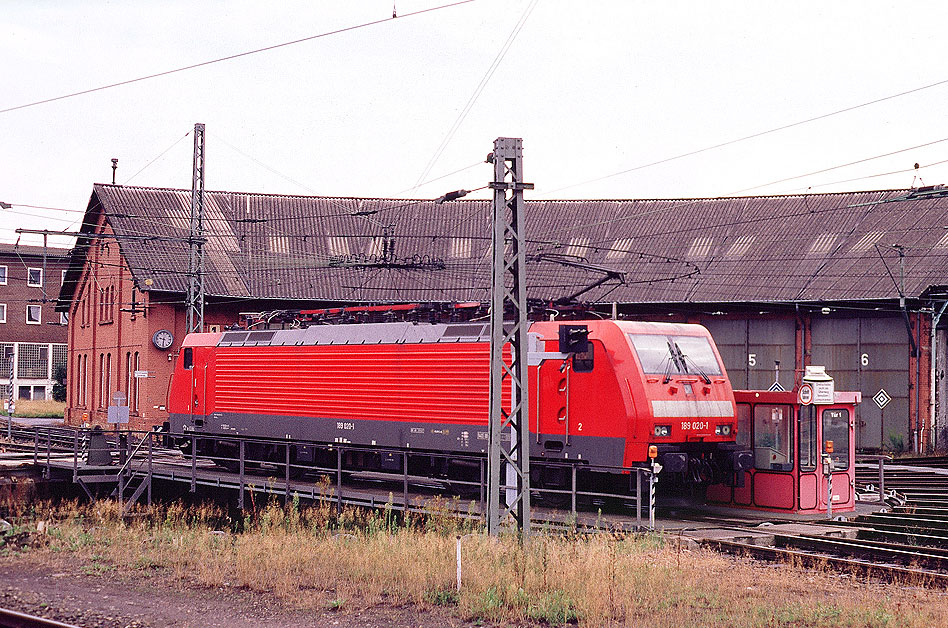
[628,333,722,376]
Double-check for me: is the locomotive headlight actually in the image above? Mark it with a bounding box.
[715,424,733,436]
[654,425,672,437]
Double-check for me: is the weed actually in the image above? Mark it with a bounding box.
[424,587,459,606]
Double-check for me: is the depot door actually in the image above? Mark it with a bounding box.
[810,317,909,450]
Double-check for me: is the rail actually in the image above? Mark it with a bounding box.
[0,606,80,628]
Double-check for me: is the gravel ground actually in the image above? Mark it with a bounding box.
[0,556,479,628]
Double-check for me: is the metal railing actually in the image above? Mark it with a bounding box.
[5,423,658,529]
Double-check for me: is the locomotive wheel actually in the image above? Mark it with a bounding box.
[535,465,572,508]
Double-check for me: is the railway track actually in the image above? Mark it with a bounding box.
[694,457,948,586]
[703,536,948,586]
[0,607,79,628]
[10,420,948,584]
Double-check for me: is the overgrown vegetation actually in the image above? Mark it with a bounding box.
[10,399,65,418]
[1,496,944,627]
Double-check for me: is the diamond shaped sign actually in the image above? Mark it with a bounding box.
[768,381,786,392]
[873,389,891,410]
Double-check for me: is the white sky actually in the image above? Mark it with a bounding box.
[3,1,948,248]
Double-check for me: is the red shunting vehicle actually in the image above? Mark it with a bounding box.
[166,319,752,490]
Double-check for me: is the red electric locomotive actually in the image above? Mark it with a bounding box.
[167,319,750,487]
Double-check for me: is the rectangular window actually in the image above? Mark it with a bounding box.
[133,352,140,413]
[0,303,6,324]
[26,305,41,324]
[17,344,49,378]
[126,352,132,400]
[82,354,88,407]
[60,312,68,325]
[0,344,13,375]
[183,347,194,370]
[98,353,105,408]
[799,405,817,472]
[27,267,42,287]
[61,270,67,285]
[753,404,793,471]
[75,354,82,407]
[572,344,594,372]
[736,403,751,449]
[105,353,112,403]
[0,265,6,285]
[823,409,850,471]
[628,333,723,377]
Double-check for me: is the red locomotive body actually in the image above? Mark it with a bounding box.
[167,319,747,482]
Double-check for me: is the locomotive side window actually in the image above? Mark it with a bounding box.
[753,404,793,471]
[628,334,722,376]
[799,405,817,472]
[572,344,594,372]
[183,347,193,370]
[822,409,850,471]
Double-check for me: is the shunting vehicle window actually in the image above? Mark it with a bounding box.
[736,403,751,449]
[822,408,850,471]
[753,404,793,471]
[628,334,722,377]
[799,405,817,472]
[183,348,193,370]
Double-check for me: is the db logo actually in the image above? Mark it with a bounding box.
[798,383,814,405]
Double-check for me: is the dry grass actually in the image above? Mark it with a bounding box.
[2,497,945,627]
[11,399,65,418]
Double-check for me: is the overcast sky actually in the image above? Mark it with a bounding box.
[3,1,948,248]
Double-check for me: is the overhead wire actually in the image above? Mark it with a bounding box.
[122,131,193,185]
[537,75,948,196]
[0,0,477,116]
[411,0,539,191]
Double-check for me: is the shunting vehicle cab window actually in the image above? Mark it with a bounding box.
[736,403,751,449]
[628,334,722,377]
[753,404,793,471]
[799,405,817,472]
[183,347,193,370]
[822,408,850,471]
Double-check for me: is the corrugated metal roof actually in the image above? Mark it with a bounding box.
[57,183,948,308]
[0,243,71,258]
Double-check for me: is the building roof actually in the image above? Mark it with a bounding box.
[57,183,948,309]
[0,243,72,259]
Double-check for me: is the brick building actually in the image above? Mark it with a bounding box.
[0,243,71,407]
[57,183,948,451]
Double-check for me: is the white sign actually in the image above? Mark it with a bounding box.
[134,370,151,379]
[798,383,813,405]
[812,380,835,405]
[802,366,835,405]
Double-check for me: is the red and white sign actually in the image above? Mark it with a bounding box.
[798,383,814,405]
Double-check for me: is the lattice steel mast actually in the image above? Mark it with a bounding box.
[487,137,534,535]
[186,123,206,334]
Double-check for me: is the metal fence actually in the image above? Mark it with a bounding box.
[3,422,657,530]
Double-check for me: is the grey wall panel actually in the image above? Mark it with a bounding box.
[701,318,796,391]
[810,316,909,450]
[702,319,748,389]
[747,319,796,391]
